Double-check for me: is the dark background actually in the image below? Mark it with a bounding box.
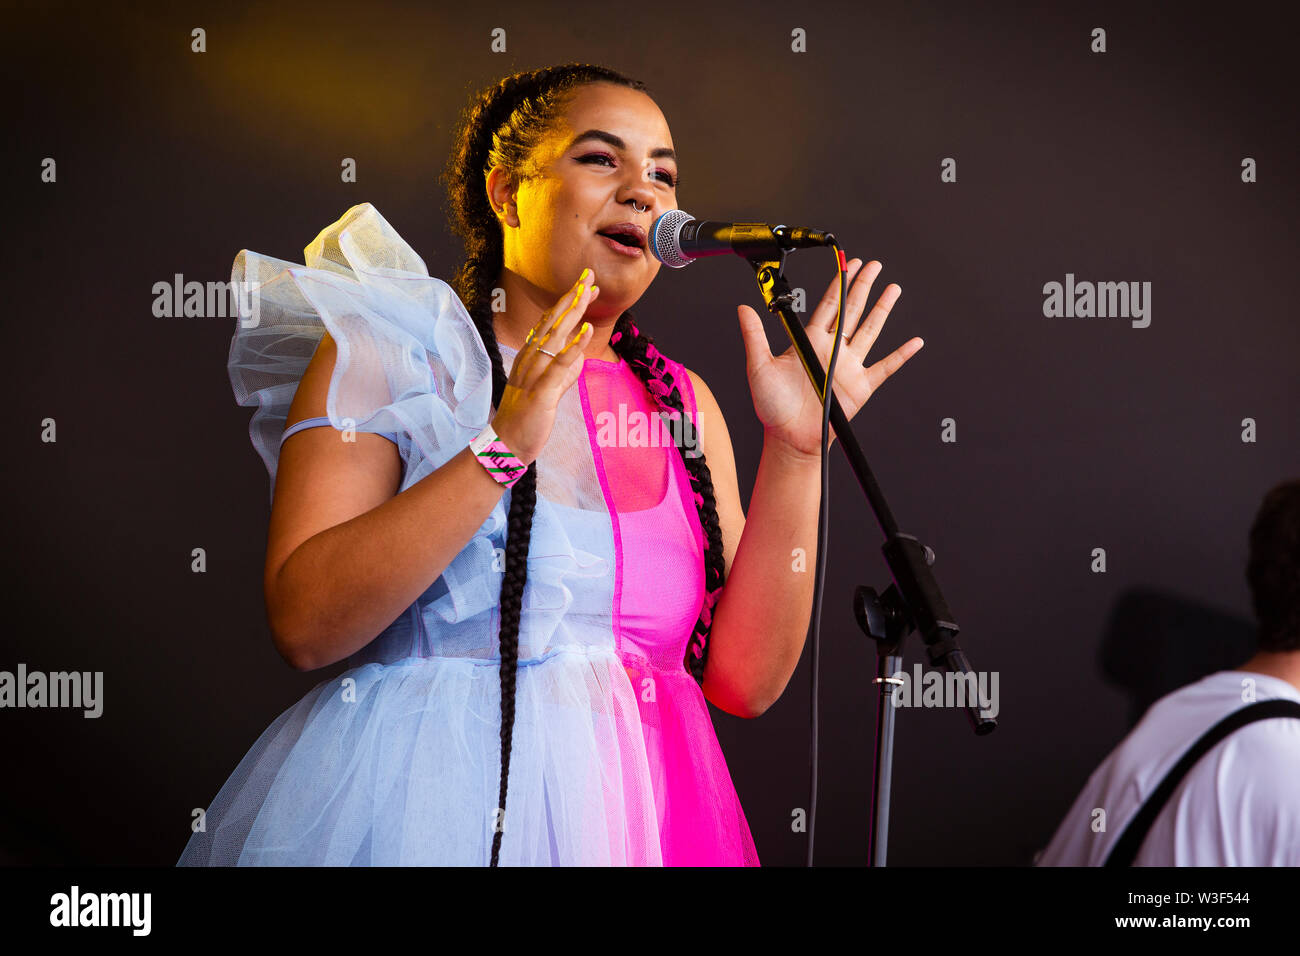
[3,0,1296,866]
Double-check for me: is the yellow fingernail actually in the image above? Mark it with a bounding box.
[578,268,590,284]
[581,321,591,334]
[576,283,585,298]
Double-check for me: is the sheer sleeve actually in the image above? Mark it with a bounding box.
[226,202,494,503]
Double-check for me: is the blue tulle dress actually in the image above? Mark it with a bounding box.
[177,203,760,866]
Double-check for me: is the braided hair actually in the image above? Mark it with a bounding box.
[440,64,726,866]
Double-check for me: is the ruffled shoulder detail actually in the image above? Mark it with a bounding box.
[227,203,494,502]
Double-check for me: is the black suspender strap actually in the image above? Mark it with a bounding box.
[1103,698,1300,866]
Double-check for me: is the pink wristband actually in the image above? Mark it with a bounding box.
[469,423,527,488]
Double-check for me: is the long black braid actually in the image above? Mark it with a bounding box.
[439,63,726,866]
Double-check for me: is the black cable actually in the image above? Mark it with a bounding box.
[806,246,847,866]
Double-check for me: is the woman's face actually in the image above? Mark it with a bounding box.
[489,82,679,323]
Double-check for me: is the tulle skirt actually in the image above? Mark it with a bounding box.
[177,646,665,866]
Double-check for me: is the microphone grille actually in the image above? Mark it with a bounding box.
[649,208,695,269]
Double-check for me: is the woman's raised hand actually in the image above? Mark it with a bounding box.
[490,267,601,467]
[735,258,923,459]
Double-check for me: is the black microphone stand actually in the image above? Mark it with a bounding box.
[746,237,997,868]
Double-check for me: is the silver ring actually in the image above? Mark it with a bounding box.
[537,347,557,357]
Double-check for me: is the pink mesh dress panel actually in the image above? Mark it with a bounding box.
[578,350,760,867]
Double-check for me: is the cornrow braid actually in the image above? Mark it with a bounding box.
[440,63,725,864]
[609,314,725,683]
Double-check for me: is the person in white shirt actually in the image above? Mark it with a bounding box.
[1037,478,1300,866]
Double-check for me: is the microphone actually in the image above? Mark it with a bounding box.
[648,209,834,268]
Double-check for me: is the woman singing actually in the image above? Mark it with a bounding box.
[178,62,920,866]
